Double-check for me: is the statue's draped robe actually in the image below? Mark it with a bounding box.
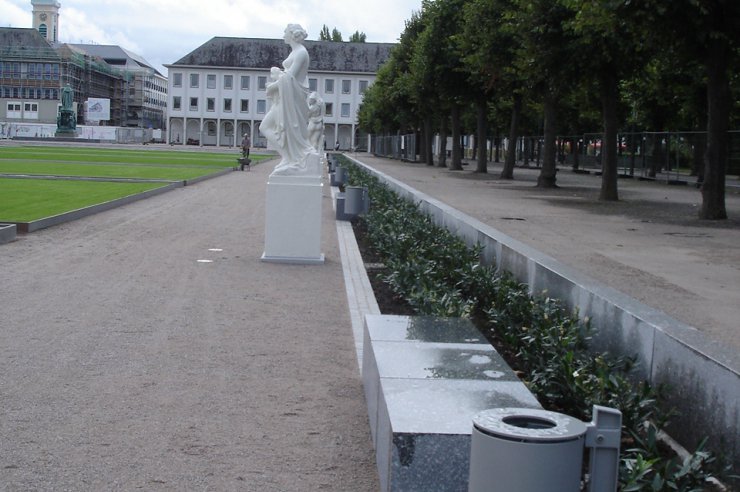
[259,68,315,174]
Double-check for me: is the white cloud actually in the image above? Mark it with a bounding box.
[1,0,420,74]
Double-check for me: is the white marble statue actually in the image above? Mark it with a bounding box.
[259,24,320,176]
[307,91,325,152]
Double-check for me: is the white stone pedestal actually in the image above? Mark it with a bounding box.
[261,174,324,264]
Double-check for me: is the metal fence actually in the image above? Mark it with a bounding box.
[371,134,417,162]
[521,131,740,179]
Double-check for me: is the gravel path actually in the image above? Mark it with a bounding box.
[0,160,378,490]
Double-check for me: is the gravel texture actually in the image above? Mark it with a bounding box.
[0,158,378,491]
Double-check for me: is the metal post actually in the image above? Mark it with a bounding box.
[585,405,622,492]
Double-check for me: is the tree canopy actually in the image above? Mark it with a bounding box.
[357,0,739,218]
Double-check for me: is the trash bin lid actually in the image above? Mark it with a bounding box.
[473,407,587,443]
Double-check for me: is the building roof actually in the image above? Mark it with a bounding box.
[169,37,395,73]
[68,44,162,76]
[0,27,60,60]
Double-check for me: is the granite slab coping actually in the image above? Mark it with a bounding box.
[365,314,487,344]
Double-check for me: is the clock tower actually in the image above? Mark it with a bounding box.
[31,0,61,43]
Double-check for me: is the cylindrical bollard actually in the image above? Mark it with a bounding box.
[469,408,587,492]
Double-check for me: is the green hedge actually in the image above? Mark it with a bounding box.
[341,156,731,491]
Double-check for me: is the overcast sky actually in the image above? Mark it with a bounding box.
[2,0,420,75]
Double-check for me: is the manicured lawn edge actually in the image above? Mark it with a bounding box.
[16,182,181,233]
[11,167,235,233]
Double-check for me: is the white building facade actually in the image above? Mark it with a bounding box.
[165,37,393,150]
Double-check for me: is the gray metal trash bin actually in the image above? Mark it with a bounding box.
[345,186,368,215]
[469,408,587,492]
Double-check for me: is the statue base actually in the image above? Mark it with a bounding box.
[261,174,324,264]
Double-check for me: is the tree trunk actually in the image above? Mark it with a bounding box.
[701,37,729,219]
[437,116,448,168]
[449,104,463,170]
[599,70,619,201]
[476,101,488,173]
[501,94,521,179]
[423,118,434,166]
[572,137,580,170]
[537,92,558,187]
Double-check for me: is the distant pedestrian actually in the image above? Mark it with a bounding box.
[241,133,251,157]
[335,140,340,151]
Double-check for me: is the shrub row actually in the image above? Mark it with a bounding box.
[340,156,731,491]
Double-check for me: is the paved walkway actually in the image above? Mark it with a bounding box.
[351,153,740,353]
[0,159,378,490]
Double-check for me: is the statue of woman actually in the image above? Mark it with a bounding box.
[259,24,317,176]
[307,91,325,152]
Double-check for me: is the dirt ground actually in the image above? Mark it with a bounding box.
[0,158,379,490]
[353,154,740,354]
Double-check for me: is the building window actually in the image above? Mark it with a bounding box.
[223,98,232,112]
[257,99,266,114]
[224,75,233,90]
[43,63,51,80]
[258,76,267,91]
[206,121,216,136]
[325,79,334,93]
[341,103,350,118]
[190,74,199,88]
[240,99,249,112]
[52,64,59,80]
[207,74,216,89]
[172,96,181,110]
[7,102,21,118]
[23,102,39,119]
[359,80,368,94]
[206,97,215,111]
[325,103,333,117]
[39,23,47,38]
[189,97,198,110]
[342,80,351,94]
[173,73,182,87]
[240,75,250,90]
[309,78,317,92]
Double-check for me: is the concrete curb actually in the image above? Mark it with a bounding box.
[0,223,16,244]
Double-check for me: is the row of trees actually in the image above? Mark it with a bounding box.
[357,0,740,219]
[318,25,367,43]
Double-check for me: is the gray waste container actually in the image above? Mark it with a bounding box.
[469,407,587,492]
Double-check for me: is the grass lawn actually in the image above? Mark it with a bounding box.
[0,178,169,222]
[0,160,230,180]
[0,145,274,223]
[0,146,253,167]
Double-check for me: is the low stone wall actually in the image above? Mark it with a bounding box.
[363,315,540,491]
[345,154,739,471]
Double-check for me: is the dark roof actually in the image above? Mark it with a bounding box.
[0,27,60,60]
[170,37,395,73]
[68,44,162,76]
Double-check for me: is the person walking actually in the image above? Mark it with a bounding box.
[241,133,251,158]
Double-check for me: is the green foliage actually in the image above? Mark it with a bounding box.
[319,24,331,41]
[341,156,728,491]
[348,31,366,43]
[318,25,344,42]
